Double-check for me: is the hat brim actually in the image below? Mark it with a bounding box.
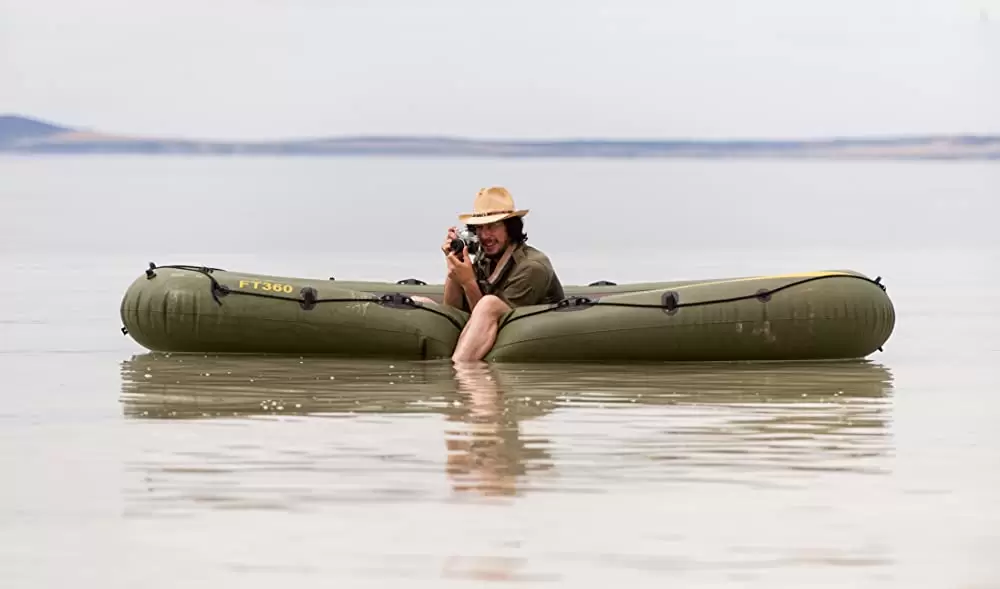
[458,209,529,226]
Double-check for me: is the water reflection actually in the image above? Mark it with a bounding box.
[446,362,555,497]
[120,354,894,512]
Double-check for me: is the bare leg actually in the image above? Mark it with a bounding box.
[446,362,514,496]
[451,295,511,363]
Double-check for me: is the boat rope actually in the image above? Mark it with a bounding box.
[499,273,888,329]
[139,263,465,331]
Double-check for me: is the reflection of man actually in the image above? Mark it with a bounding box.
[439,187,565,362]
[445,363,517,496]
[445,363,553,497]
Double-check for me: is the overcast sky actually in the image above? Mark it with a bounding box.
[1,0,998,140]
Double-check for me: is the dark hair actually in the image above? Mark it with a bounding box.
[467,216,528,244]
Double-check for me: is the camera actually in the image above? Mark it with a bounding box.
[450,227,480,260]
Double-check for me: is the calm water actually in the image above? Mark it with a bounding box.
[1,156,999,587]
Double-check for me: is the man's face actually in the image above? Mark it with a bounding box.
[473,221,510,257]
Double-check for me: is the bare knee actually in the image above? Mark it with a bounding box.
[471,295,510,321]
[452,295,510,362]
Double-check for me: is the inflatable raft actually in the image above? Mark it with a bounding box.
[119,262,895,362]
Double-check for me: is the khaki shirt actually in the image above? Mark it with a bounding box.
[462,243,565,310]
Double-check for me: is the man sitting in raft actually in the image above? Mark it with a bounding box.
[439,186,565,362]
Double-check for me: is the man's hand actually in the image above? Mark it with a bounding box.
[441,226,459,257]
[446,245,476,286]
[441,226,466,309]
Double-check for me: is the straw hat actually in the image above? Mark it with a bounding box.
[458,186,530,225]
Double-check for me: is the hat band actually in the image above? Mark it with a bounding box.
[470,209,514,217]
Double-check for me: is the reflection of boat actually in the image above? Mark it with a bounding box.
[119,354,894,509]
[120,353,893,420]
[119,264,895,362]
[120,353,456,419]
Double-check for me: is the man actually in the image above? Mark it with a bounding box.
[440,186,565,362]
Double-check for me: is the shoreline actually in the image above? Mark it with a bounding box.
[2,115,998,160]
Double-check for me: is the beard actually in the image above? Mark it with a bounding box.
[482,239,505,258]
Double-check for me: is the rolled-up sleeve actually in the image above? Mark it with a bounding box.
[498,261,551,308]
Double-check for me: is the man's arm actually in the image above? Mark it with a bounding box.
[442,246,482,311]
[443,275,464,309]
[461,278,484,310]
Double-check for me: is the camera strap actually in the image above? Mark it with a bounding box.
[477,243,517,294]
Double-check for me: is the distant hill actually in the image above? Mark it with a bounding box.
[0,115,71,144]
[1,114,998,159]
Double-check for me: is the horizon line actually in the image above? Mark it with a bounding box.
[3,113,999,144]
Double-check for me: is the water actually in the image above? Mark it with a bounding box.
[1,156,999,587]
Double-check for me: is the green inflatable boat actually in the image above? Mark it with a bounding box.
[119,262,895,362]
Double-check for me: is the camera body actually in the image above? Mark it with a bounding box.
[450,227,481,260]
